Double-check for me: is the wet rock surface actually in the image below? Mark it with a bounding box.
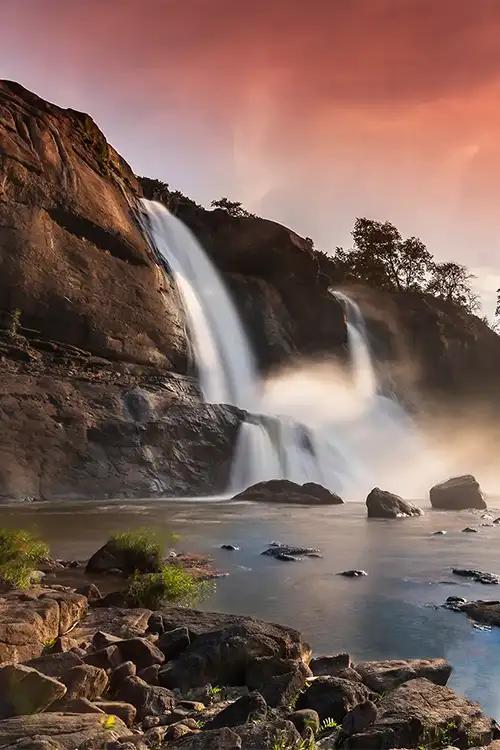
[233,479,344,505]
[430,475,486,510]
[453,569,500,585]
[366,487,423,518]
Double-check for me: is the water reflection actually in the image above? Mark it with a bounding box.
[1,499,500,718]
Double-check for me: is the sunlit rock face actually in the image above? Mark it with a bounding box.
[0,80,187,370]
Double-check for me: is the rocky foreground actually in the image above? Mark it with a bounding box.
[0,577,497,750]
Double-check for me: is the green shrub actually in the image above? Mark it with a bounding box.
[0,528,49,590]
[127,564,210,609]
[108,528,165,573]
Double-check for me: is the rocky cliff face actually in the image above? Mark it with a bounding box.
[0,81,186,370]
[0,82,240,500]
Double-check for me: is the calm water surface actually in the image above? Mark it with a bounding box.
[1,499,500,718]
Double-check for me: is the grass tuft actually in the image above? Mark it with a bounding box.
[108,528,166,573]
[127,563,211,609]
[0,528,49,590]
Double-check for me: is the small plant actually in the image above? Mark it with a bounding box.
[417,721,458,750]
[319,717,338,733]
[208,685,223,702]
[0,528,49,590]
[42,637,57,652]
[127,563,211,608]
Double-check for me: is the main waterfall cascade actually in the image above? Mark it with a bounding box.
[141,199,441,499]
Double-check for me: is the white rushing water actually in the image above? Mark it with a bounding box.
[141,199,440,499]
[141,199,258,409]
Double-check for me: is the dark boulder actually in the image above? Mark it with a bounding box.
[24,651,83,679]
[430,475,486,510]
[233,719,302,750]
[150,726,241,749]
[339,570,368,577]
[158,626,191,660]
[310,653,351,676]
[288,708,320,736]
[355,658,452,693]
[59,664,108,701]
[459,600,500,627]
[158,608,310,692]
[108,660,136,694]
[453,569,499,585]
[204,692,267,729]
[342,699,378,734]
[296,676,371,721]
[233,479,343,505]
[366,488,423,518]
[114,637,165,670]
[259,662,311,708]
[114,675,175,720]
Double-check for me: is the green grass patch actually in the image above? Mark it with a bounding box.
[108,528,169,573]
[0,528,49,590]
[127,563,211,608]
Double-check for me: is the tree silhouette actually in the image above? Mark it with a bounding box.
[211,197,251,218]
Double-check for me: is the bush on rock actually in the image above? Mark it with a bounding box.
[127,564,209,609]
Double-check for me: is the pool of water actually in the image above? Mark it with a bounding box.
[1,498,500,718]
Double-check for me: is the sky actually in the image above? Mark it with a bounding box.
[1,0,500,314]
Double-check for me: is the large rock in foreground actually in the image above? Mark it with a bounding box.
[0,588,87,663]
[157,607,311,692]
[366,487,423,518]
[0,664,66,718]
[355,658,452,692]
[430,475,486,510]
[345,678,495,749]
[233,479,343,505]
[0,712,127,749]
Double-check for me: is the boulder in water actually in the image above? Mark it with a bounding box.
[233,479,343,505]
[366,488,423,518]
[429,475,486,510]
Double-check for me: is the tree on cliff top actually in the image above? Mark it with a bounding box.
[335,218,433,292]
[427,262,479,312]
[335,218,479,314]
[211,197,252,218]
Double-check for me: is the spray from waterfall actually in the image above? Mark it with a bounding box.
[141,199,442,499]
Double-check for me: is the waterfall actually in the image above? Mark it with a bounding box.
[141,199,439,499]
[140,199,257,409]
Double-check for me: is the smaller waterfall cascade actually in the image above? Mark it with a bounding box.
[141,200,439,499]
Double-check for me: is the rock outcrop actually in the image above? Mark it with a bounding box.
[0,80,186,369]
[366,487,423,518]
[0,574,495,750]
[430,475,486,510]
[0,588,86,663]
[0,81,243,501]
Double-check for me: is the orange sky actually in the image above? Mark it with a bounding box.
[2,0,500,312]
